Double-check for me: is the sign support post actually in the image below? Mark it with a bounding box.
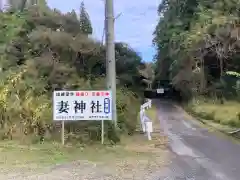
[61,120,65,145]
[101,120,104,144]
[53,90,112,146]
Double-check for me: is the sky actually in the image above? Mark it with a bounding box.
[47,0,159,62]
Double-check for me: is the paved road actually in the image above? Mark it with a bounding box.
[156,100,240,180]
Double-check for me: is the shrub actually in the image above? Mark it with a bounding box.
[0,7,146,145]
[0,67,141,144]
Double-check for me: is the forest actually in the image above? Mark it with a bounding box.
[0,0,152,143]
[2,0,239,143]
[153,0,240,128]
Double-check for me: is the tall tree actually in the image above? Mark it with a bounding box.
[79,1,93,35]
[153,0,240,98]
[68,9,78,21]
[0,0,2,12]
[27,0,47,7]
[0,5,145,142]
[7,0,27,11]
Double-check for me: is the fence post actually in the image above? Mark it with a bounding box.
[140,99,153,140]
[145,120,152,140]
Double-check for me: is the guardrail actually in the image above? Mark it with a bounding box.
[140,99,152,140]
[140,99,152,109]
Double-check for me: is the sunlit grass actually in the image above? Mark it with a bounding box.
[0,115,169,171]
[189,99,240,127]
[145,107,169,148]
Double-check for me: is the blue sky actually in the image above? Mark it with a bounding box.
[46,0,159,62]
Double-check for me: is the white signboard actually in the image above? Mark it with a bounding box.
[157,88,164,93]
[53,90,112,121]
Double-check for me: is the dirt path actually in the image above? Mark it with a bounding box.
[5,156,167,180]
[0,150,169,180]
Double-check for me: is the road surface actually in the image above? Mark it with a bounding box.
[2,100,240,180]
[156,100,240,180]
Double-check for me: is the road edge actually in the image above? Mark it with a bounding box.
[173,104,240,142]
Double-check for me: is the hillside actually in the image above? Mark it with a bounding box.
[0,1,151,143]
[153,0,240,128]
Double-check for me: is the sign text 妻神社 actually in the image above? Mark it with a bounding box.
[53,91,112,120]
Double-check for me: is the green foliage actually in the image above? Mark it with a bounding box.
[7,0,27,12]
[153,0,240,99]
[187,98,240,127]
[6,0,47,12]
[221,71,240,101]
[0,4,146,144]
[79,2,92,35]
[226,71,240,77]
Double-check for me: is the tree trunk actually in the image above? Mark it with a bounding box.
[200,57,205,94]
[219,57,223,77]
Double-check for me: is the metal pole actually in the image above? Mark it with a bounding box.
[61,120,64,145]
[105,0,117,127]
[101,120,104,144]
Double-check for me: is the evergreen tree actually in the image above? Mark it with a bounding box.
[0,0,1,10]
[68,9,78,21]
[29,0,37,5]
[79,1,93,35]
[153,0,240,96]
[35,0,47,7]
[7,0,45,11]
[0,5,145,142]
[7,0,27,11]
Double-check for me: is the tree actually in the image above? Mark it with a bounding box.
[7,0,27,11]
[0,0,2,11]
[0,4,146,142]
[25,0,47,9]
[37,0,47,7]
[79,1,93,35]
[153,0,240,99]
[68,9,78,20]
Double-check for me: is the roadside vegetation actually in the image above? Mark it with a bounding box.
[0,1,152,144]
[0,1,169,173]
[0,104,168,178]
[153,0,240,130]
[186,98,240,128]
[145,107,168,147]
[0,107,168,170]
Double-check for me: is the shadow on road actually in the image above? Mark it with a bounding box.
[153,100,240,180]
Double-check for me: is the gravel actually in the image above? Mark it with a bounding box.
[0,152,169,180]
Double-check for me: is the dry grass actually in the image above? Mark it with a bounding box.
[0,107,170,179]
[0,136,168,168]
[189,99,240,127]
[145,107,169,148]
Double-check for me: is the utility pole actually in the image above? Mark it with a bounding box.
[105,0,117,127]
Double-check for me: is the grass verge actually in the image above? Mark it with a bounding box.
[0,108,169,174]
[145,107,169,148]
[184,99,240,134]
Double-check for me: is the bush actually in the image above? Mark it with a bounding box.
[187,98,240,128]
[198,111,215,120]
[0,7,145,144]
[0,68,141,144]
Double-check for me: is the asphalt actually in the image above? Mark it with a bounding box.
[155,100,240,180]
